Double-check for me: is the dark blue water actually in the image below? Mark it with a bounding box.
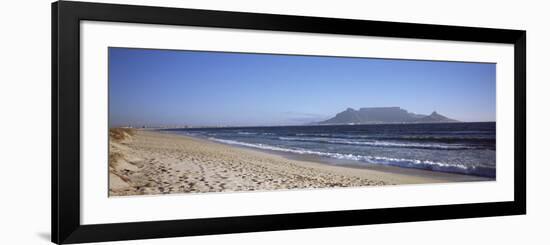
[161,122,496,178]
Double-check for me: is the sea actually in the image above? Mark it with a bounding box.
[161,122,496,178]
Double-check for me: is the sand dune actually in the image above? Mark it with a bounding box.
[108,129,485,196]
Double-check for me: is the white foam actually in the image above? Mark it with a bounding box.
[237,132,257,135]
[278,136,474,150]
[207,137,482,175]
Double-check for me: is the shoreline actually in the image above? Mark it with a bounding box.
[162,130,492,182]
[109,129,491,196]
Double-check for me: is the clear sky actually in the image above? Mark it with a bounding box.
[109,47,496,127]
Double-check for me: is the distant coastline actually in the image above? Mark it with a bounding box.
[116,121,497,130]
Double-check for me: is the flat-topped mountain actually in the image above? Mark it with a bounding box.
[318,107,458,125]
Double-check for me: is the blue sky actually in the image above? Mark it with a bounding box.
[109,47,496,127]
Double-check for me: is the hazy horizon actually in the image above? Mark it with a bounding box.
[109,47,496,128]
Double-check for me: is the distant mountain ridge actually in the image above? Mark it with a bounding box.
[318,107,458,125]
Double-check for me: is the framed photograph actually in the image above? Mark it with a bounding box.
[52,1,526,244]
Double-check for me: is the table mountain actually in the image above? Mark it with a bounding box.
[318,107,458,124]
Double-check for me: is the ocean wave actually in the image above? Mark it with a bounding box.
[208,137,494,177]
[237,132,257,135]
[277,133,494,144]
[277,137,477,150]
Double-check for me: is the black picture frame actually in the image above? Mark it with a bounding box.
[52,1,526,244]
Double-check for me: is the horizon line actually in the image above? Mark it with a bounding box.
[110,121,497,129]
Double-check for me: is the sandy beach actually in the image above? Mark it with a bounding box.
[108,129,488,196]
